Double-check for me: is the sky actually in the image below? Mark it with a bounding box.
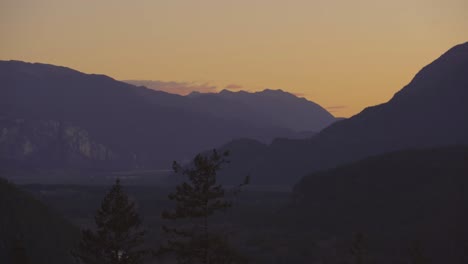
[1,0,467,117]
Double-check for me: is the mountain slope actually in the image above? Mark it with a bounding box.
[0,60,327,170]
[125,81,337,133]
[0,178,78,263]
[315,41,468,160]
[219,42,468,185]
[290,146,468,263]
[132,86,292,134]
[190,89,336,132]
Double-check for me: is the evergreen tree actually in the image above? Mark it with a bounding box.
[73,179,148,264]
[158,149,248,264]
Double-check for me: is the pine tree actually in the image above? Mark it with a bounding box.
[158,149,248,264]
[73,179,148,264]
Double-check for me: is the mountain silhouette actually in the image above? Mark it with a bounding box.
[189,88,335,132]
[290,146,468,264]
[218,42,468,185]
[125,80,336,133]
[0,61,333,170]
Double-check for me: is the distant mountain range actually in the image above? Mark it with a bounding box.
[217,42,468,185]
[0,61,335,170]
[2,41,467,186]
[130,85,336,133]
[188,88,335,132]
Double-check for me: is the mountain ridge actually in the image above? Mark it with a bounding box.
[0,60,334,172]
[289,145,468,264]
[127,81,336,132]
[217,42,468,185]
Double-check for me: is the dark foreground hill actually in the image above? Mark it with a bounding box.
[13,147,468,263]
[0,178,78,264]
[0,61,334,172]
[218,42,468,185]
[289,146,468,263]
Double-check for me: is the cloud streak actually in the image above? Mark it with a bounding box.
[326,105,348,113]
[125,80,252,95]
[224,84,243,90]
[124,80,218,95]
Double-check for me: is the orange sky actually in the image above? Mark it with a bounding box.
[1,0,467,117]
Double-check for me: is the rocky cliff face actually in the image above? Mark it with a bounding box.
[0,118,121,168]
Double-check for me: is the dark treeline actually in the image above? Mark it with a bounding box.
[71,149,250,264]
[2,146,468,263]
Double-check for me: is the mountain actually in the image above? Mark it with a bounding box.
[0,177,78,263]
[125,81,336,133]
[218,42,468,185]
[0,61,333,171]
[290,146,468,263]
[132,87,295,134]
[188,89,336,132]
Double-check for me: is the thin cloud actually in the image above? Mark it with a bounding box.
[124,80,218,95]
[224,84,243,90]
[326,105,348,112]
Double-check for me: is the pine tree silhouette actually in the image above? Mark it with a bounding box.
[158,149,248,264]
[73,179,148,264]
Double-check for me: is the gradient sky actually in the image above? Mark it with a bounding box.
[1,0,467,117]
